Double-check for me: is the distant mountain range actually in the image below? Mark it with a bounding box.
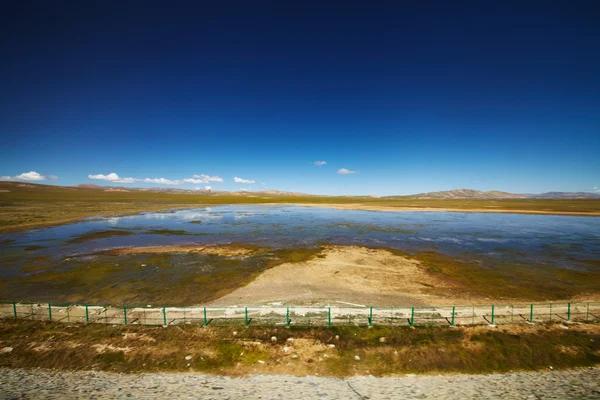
[75,184,310,196]
[1,182,599,199]
[394,189,600,200]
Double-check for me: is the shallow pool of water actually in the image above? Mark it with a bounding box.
[1,205,599,273]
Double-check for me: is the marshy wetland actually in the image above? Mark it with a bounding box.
[1,205,599,306]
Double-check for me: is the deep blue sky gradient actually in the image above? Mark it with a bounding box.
[1,1,599,195]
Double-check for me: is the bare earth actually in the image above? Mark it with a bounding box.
[211,245,484,306]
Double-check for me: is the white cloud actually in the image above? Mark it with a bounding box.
[314,161,327,166]
[88,173,136,183]
[204,186,212,191]
[88,172,225,185]
[193,174,224,183]
[234,177,255,184]
[337,168,357,175]
[1,171,57,181]
[592,186,600,193]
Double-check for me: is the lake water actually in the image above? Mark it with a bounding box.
[1,205,599,273]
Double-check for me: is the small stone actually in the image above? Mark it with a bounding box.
[283,346,290,353]
[187,363,190,367]
[185,355,192,361]
[549,366,553,370]
[354,355,361,361]
[0,347,13,354]
[379,337,386,343]
[560,325,569,330]
[335,335,340,340]
[232,331,238,336]
[257,360,265,364]
[291,355,298,359]
[271,336,277,343]
[141,264,146,267]
[286,337,294,342]
[328,344,335,348]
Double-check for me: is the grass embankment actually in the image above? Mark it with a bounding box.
[0,319,598,376]
[2,181,599,232]
[395,250,600,302]
[0,245,322,306]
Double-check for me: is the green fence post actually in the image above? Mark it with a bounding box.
[369,307,373,327]
[328,308,331,327]
[123,306,127,325]
[451,306,455,326]
[203,307,207,326]
[410,307,415,326]
[48,303,52,321]
[163,307,167,326]
[286,307,290,327]
[529,304,534,322]
[567,302,571,321]
[12,302,17,319]
[549,303,552,322]
[491,305,495,325]
[245,307,249,326]
[85,305,89,323]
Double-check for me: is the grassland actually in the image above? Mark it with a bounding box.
[0,244,323,306]
[0,319,598,376]
[1,181,599,232]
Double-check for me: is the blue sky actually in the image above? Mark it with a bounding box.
[1,1,599,196]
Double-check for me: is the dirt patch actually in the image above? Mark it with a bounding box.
[211,245,481,306]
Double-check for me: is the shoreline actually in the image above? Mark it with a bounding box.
[286,203,600,216]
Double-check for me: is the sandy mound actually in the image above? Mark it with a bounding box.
[210,245,473,306]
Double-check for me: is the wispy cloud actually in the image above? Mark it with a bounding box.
[592,186,600,193]
[193,174,224,183]
[234,177,255,184]
[314,160,327,166]
[1,171,58,181]
[88,172,224,185]
[337,168,357,175]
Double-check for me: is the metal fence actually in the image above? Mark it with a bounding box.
[1,301,599,328]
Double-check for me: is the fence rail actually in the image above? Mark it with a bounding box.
[1,301,599,328]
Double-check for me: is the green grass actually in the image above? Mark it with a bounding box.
[2,181,599,232]
[0,319,598,376]
[0,245,323,306]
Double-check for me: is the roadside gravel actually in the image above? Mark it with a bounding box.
[1,367,599,399]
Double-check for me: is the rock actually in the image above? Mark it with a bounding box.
[379,337,386,343]
[283,346,290,353]
[185,355,192,361]
[0,347,13,354]
[270,336,277,343]
[335,335,340,340]
[291,354,298,359]
[328,344,335,348]
[286,338,294,342]
[232,331,238,336]
[560,325,569,329]
[354,355,361,361]
[257,360,265,364]
[141,264,146,267]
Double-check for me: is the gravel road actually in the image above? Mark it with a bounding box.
[1,367,599,399]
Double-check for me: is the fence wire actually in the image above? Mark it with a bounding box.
[1,301,598,328]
